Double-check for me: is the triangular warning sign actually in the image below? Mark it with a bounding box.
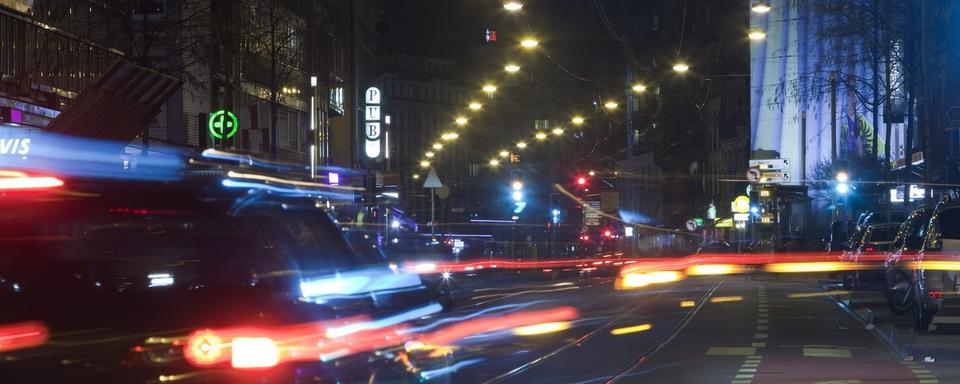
[423,168,443,188]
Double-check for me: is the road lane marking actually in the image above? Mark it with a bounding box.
[754,333,767,339]
[751,342,766,347]
[756,325,768,331]
[802,347,852,358]
[706,347,756,356]
[730,355,762,384]
[758,319,768,324]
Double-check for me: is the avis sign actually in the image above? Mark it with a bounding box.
[364,87,382,159]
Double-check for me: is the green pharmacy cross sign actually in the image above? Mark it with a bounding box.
[208,110,238,140]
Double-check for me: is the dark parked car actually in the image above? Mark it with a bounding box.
[840,223,900,290]
[911,198,960,331]
[883,206,933,315]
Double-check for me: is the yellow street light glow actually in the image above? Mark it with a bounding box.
[520,38,539,48]
[499,150,510,158]
[610,324,651,336]
[751,1,771,13]
[489,159,501,166]
[835,171,849,182]
[552,127,564,136]
[419,160,430,168]
[425,151,435,158]
[604,101,619,110]
[588,170,596,176]
[433,143,443,150]
[482,84,498,94]
[632,83,647,93]
[441,132,459,141]
[455,117,468,126]
[412,174,420,179]
[468,102,483,110]
[748,30,767,40]
[516,141,528,149]
[513,321,570,336]
[673,62,690,73]
[535,132,548,140]
[503,1,523,11]
[504,64,521,73]
[680,300,696,308]
[571,116,585,125]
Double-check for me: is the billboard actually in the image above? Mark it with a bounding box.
[749,0,906,183]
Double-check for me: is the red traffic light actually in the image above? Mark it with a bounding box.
[603,230,612,238]
[576,177,587,186]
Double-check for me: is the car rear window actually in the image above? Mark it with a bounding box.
[938,206,960,240]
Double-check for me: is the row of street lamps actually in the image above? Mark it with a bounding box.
[411,0,775,178]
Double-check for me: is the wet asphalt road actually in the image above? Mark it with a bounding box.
[426,274,952,384]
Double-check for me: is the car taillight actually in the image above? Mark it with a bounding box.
[929,291,945,299]
[865,247,875,252]
[231,337,279,369]
[183,329,227,367]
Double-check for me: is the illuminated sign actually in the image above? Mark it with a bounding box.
[364,87,382,159]
[0,138,30,155]
[732,195,751,213]
[715,218,733,228]
[327,172,340,185]
[208,110,238,140]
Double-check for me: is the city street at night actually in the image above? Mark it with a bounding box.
[2,0,960,383]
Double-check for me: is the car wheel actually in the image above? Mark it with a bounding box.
[912,285,938,332]
[885,272,914,315]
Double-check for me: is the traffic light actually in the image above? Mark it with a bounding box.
[576,176,587,187]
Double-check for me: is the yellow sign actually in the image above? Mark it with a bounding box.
[732,195,751,213]
[715,218,733,228]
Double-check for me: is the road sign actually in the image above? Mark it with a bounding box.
[758,172,790,184]
[732,195,750,213]
[583,200,601,226]
[749,158,789,171]
[746,167,761,182]
[208,110,238,140]
[686,220,699,231]
[423,168,442,188]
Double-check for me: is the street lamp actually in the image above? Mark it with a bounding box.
[499,150,509,158]
[552,127,564,136]
[748,29,767,41]
[572,116,585,125]
[433,143,443,150]
[468,102,483,110]
[535,132,548,140]
[751,1,771,13]
[455,116,468,126]
[632,83,648,93]
[441,132,459,141]
[425,151,435,158]
[672,62,690,74]
[588,170,596,176]
[504,64,521,73]
[516,141,528,149]
[420,160,430,168]
[412,174,420,180]
[482,84,498,94]
[520,38,539,49]
[604,101,619,110]
[503,1,523,11]
[489,159,501,166]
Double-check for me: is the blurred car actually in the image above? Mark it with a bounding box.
[0,171,443,383]
[696,241,732,254]
[883,206,933,315]
[840,222,900,290]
